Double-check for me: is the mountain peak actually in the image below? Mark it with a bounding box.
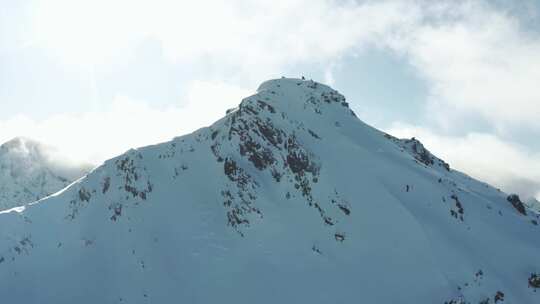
[253,77,350,111]
[257,77,338,95]
[228,78,355,140]
[0,137,45,155]
[0,137,54,170]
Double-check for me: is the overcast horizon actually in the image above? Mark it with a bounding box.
[1,0,539,200]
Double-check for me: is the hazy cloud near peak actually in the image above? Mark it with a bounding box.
[0,81,251,164]
[0,136,92,181]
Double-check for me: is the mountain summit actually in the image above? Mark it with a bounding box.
[0,137,92,210]
[0,78,538,303]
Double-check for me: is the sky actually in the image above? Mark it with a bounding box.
[0,0,539,200]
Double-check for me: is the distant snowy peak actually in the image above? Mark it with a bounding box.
[1,137,48,163]
[0,137,92,210]
[1,137,38,152]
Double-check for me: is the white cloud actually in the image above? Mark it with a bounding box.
[28,0,420,79]
[386,1,540,131]
[387,123,540,200]
[0,81,250,164]
[26,0,540,129]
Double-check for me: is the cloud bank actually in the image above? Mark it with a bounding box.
[0,81,251,164]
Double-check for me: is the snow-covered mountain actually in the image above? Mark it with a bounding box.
[0,78,538,303]
[526,197,540,213]
[0,137,92,210]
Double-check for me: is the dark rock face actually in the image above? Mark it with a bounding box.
[507,194,527,215]
[222,157,262,234]
[450,194,465,222]
[64,149,153,221]
[102,177,111,194]
[205,81,353,238]
[494,291,505,303]
[529,273,540,289]
[410,139,434,166]
[444,297,465,304]
[399,138,450,172]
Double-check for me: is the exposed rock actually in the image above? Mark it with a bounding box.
[529,273,540,289]
[507,194,527,215]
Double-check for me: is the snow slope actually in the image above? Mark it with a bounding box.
[526,198,540,214]
[0,78,538,303]
[0,137,91,210]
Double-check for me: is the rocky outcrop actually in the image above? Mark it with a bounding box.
[507,194,527,215]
